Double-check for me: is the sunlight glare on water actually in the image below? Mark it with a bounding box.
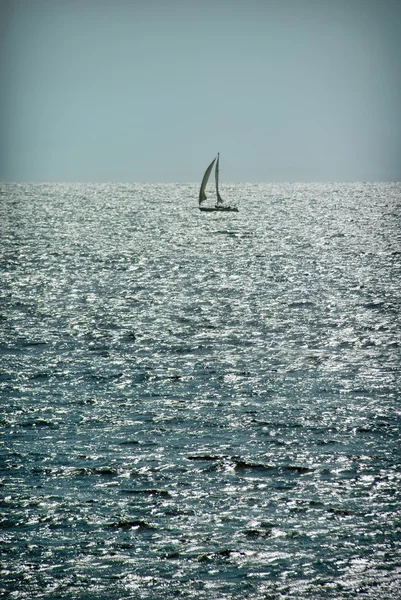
[1,182,400,599]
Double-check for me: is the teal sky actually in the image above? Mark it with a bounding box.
[1,0,400,182]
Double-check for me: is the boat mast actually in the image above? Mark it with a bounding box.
[215,152,224,205]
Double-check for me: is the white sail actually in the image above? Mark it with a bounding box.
[215,152,224,205]
[199,158,216,205]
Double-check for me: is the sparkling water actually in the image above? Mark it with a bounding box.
[1,182,400,599]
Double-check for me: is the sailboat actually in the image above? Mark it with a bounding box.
[198,153,238,212]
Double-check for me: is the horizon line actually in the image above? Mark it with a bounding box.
[1,180,401,185]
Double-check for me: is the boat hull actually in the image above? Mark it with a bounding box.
[199,206,238,212]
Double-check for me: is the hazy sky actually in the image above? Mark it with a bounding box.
[1,0,400,182]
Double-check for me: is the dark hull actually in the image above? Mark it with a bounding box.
[199,206,238,212]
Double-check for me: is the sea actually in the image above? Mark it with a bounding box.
[1,182,400,600]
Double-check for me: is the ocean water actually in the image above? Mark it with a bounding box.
[1,182,400,599]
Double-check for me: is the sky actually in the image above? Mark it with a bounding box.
[1,0,400,182]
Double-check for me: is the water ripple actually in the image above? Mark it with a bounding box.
[1,182,400,599]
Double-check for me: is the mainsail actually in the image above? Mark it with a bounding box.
[215,152,223,205]
[199,158,216,205]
